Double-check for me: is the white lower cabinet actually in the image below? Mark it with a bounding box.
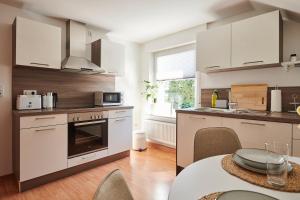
[108,116,132,155]
[293,124,300,157]
[293,140,300,157]
[20,124,68,181]
[177,113,294,168]
[177,114,222,168]
[223,118,292,151]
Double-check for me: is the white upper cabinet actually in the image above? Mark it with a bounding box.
[231,10,282,68]
[101,39,125,76]
[196,10,282,73]
[197,24,231,72]
[14,16,61,69]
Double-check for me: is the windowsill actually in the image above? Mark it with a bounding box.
[145,114,176,124]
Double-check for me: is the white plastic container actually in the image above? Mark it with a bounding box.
[132,130,147,151]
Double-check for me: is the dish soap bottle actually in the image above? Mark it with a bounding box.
[211,90,218,108]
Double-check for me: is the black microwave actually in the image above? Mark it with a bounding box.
[94,91,123,106]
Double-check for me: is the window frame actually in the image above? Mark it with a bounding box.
[150,43,197,118]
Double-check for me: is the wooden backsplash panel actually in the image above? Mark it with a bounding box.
[267,87,300,112]
[201,87,300,112]
[201,88,230,108]
[12,66,115,108]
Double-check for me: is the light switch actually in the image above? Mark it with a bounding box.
[0,85,4,97]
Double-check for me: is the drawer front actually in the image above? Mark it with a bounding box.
[293,124,300,139]
[20,114,67,129]
[109,109,132,119]
[293,140,300,157]
[68,150,108,168]
[20,124,68,181]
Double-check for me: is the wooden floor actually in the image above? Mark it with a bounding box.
[0,144,176,200]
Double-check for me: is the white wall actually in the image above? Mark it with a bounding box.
[0,3,142,176]
[115,42,142,129]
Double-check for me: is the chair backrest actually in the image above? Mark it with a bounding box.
[194,127,242,162]
[93,169,134,200]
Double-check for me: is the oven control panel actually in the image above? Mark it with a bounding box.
[68,111,108,122]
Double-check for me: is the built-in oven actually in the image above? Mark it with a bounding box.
[68,111,108,158]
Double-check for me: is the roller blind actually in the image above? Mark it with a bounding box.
[154,44,196,81]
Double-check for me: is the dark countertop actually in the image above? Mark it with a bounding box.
[176,108,300,124]
[13,105,134,117]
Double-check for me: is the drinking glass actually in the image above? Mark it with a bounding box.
[228,102,238,111]
[265,142,289,187]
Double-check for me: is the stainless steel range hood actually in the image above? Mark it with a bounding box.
[62,20,105,74]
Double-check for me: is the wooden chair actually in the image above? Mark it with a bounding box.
[194,127,242,162]
[93,169,134,200]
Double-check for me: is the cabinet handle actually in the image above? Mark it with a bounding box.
[74,120,106,126]
[243,61,263,65]
[81,68,93,71]
[114,119,126,122]
[35,128,56,132]
[115,110,126,113]
[241,122,266,126]
[206,66,220,69]
[189,116,206,120]
[35,116,56,120]
[30,62,50,66]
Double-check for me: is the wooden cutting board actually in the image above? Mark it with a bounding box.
[231,84,268,111]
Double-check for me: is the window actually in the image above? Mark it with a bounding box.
[152,44,196,117]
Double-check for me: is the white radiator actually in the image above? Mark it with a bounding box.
[144,119,176,148]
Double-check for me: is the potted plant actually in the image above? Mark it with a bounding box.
[141,80,158,104]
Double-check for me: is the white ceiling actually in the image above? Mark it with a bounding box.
[1,0,300,43]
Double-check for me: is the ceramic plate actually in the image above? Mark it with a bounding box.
[232,154,293,174]
[217,190,278,200]
[235,149,284,167]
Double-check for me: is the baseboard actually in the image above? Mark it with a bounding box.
[147,141,176,154]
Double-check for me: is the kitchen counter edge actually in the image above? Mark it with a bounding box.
[13,106,134,117]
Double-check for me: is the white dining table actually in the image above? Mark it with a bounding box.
[168,155,300,200]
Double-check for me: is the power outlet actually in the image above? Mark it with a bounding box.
[0,85,4,97]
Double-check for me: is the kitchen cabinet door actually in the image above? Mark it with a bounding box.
[231,10,281,68]
[177,114,222,168]
[14,16,61,69]
[108,117,132,155]
[293,140,300,157]
[223,118,292,151]
[20,124,67,181]
[196,24,231,72]
[101,39,125,76]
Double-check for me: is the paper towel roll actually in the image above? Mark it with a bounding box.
[271,90,282,112]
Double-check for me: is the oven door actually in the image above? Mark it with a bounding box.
[68,119,108,158]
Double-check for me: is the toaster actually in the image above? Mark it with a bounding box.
[16,95,42,110]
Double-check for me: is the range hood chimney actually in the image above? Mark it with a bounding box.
[62,20,105,74]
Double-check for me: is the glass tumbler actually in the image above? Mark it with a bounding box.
[265,142,289,187]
